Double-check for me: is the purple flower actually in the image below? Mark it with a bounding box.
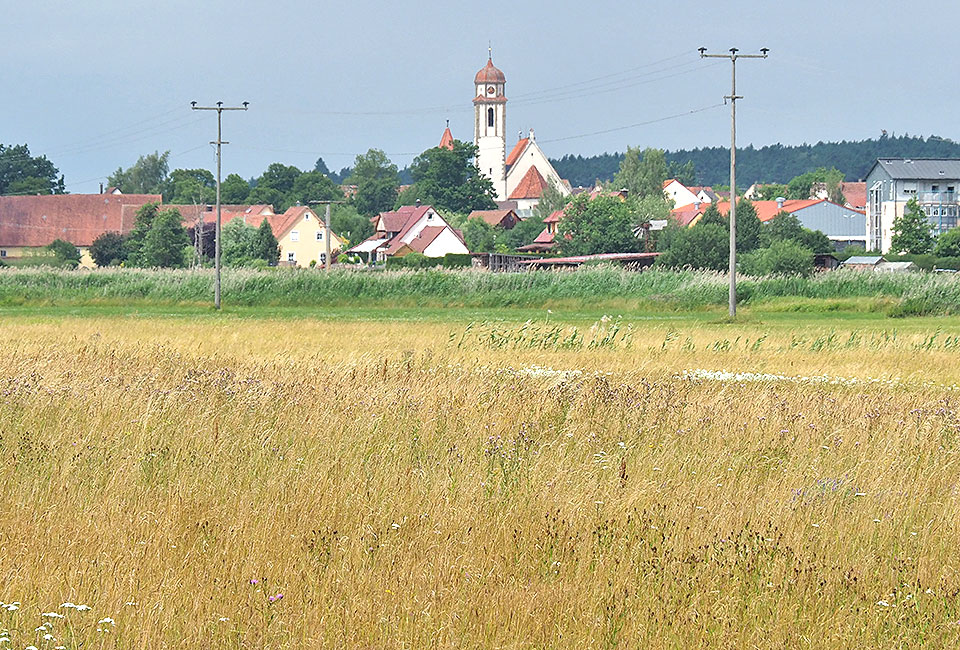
[268,593,283,603]
[249,579,259,585]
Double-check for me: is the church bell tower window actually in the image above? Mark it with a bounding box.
[487,107,494,128]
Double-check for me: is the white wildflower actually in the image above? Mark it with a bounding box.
[877,600,891,607]
[41,612,64,619]
[97,618,114,625]
[59,603,75,610]
[74,605,91,612]
[42,634,54,641]
[218,617,230,622]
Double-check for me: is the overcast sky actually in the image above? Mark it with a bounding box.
[2,0,955,193]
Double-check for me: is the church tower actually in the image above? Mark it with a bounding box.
[473,53,507,200]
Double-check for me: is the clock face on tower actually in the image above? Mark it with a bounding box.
[486,85,496,97]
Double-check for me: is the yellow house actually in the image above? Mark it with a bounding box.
[270,206,346,267]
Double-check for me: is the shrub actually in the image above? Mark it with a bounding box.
[657,223,729,271]
[740,240,814,277]
[442,253,472,269]
[46,239,81,268]
[89,232,126,267]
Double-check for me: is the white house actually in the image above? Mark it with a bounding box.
[348,204,469,262]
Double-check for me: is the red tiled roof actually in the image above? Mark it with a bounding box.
[439,127,454,151]
[841,182,867,209]
[405,226,446,254]
[505,138,529,168]
[533,227,555,244]
[474,58,505,84]
[670,204,709,227]
[0,193,161,248]
[713,199,821,222]
[508,166,548,200]
[468,209,517,227]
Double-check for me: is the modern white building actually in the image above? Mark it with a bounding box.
[865,158,960,252]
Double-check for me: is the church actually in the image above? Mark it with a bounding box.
[465,54,571,216]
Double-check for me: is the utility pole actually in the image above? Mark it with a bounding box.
[309,200,344,270]
[191,101,249,309]
[698,47,768,318]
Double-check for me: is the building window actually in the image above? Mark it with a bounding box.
[0,250,5,258]
[287,251,296,263]
[304,213,310,220]
[316,230,323,241]
[487,107,494,128]
[319,253,327,265]
[290,230,300,242]
[932,185,939,192]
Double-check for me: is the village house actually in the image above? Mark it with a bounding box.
[169,203,345,267]
[673,197,867,250]
[467,208,521,229]
[348,204,469,262]
[0,192,161,267]
[662,179,717,208]
[865,158,960,252]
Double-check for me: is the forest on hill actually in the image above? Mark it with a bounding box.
[550,135,960,188]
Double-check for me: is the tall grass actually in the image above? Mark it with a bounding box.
[3,266,960,313]
[1,315,959,646]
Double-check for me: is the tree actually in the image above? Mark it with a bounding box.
[557,194,642,256]
[740,239,814,277]
[347,150,400,217]
[330,204,373,246]
[668,160,697,186]
[760,210,832,253]
[0,143,64,195]
[46,239,81,268]
[139,208,189,267]
[290,171,340,206]
[657,223,729,271]
[89,232,126,267]
[246,185,285,211]
[698,203,726,228]
[463,218,496,253]
[108,151,170,194]
[254,218,280,266]
[221,220,260,266]
[754,183,788,201]
[405,140,496,214]
[497,215,549,252]
[785,167,844,200]
[165,168,215,204]
[314,157,331,176]
[613,147,668,199]
[735,199,761,253]
[124,202,161,265]
[891,197,935,254]
[532,178,569,221]
[220,174,251,203]
[935,227,960,257]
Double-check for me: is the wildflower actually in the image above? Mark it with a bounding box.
[877,600,891,607]
[97,617,115,625]
[41,612,64,619]
[74,605,91,612]
[873,519,882,523]
[249,579,259,585]
[59,603,75,610]
[124,602,137,607]
[218,617,230,622]
[855,492,866,497]
[268,593,283,603]
[24,646,38,650]
[391,523,401,530]
[43,634,54,641]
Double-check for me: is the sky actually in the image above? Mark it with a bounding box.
[2,0,956,193]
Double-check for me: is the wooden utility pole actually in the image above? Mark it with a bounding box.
[309,200,344,270]
[698,47,768,318]
[190,101,249,309]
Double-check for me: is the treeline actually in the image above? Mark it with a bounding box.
[551,135,960,187]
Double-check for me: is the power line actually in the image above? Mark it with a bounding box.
[539,103,726,144]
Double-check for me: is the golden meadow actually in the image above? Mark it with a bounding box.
[2,312,960,647]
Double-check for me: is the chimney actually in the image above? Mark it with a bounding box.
[415,198,421,207]
[694,200,701,210]
[776,196,785,209]
[99,182,104,194]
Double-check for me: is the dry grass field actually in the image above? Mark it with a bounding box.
[2,310,960,647]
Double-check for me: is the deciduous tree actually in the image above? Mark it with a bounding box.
[108,151,170,194]
[613,147,668,199]
[89,232,126,267]
[891,197,934,254]
[349,149,401,217]
[403,140,496,214]
[557,194,642,256]
[0,143,64,195]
